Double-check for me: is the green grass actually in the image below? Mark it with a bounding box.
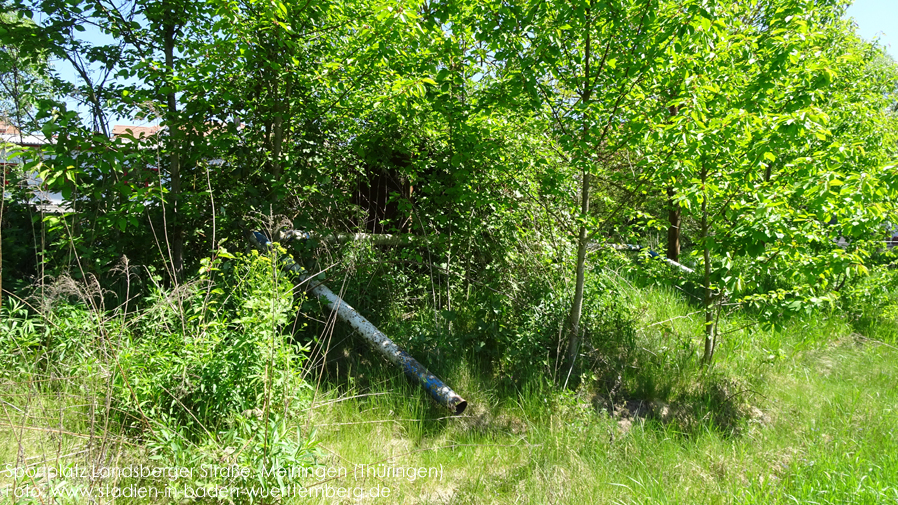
[302,333,898,504]
[2,279,898,504]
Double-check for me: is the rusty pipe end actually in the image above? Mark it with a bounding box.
[452,398,468,415]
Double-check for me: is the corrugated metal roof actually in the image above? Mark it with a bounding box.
[0,133,49,146]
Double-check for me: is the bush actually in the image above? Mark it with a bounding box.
[116,247,312,433]
[0,298,44,375]
[498,264,639,384]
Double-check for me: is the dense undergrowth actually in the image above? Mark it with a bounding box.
[1,238,897,504]
[2,0,897,501]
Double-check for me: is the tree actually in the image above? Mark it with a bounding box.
[469,0,700,381]
[0,9,53,305]
[0,10,50,131]
[642,0,898,364]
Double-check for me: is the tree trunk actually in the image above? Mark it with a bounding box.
[1,163,4,307]
[164,22,183,280]
[564,170,591,385]
[271,76,290,187]
[563,4,593,386]
[1,49,29,305]
[666,104,680,262]
[666,187,680,262]
[700,165,715,365]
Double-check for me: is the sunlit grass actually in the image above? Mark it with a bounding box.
[2,276,898,504]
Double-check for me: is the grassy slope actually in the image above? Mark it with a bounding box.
[307,336,898,504]
[2,283,897,504]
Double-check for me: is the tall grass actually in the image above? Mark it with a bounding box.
[2,241,898,503]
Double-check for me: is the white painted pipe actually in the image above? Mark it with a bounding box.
[249,231,467,414]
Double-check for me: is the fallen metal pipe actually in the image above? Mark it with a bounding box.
[292,232,694,274]
[277,229,437,247]
[609,243,643,252]
[605,243,695,274]
[644,248,695,274]
[249,231,468,414]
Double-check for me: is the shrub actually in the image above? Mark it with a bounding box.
[498,264,639,384]
[116,247,311,433]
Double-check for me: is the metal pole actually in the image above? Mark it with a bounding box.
[249,231,467,414]
[277,229,428,247]
[608,243,695,274]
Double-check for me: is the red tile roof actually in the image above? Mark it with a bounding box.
[111,125,162,137]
